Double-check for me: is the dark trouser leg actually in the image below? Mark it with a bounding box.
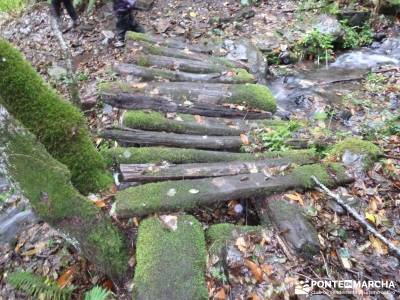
[63,0,78,21]
[116,11,130,42]
[51,0,63,18]
[128,12,145,33]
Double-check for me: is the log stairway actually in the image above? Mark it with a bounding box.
[98,33,355,299]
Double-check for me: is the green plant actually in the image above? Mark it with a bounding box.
[84,286,112,300]
[259,121,301,151]
[7,271,75,300]
[0,0,27,12]
[210,266,228,284]
[341,21,373,49]
[364,73,388,93]
[294,30,334,63]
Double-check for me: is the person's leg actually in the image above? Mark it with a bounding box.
[127,11,145,33]
[51,0,63,19]
[62,0,79,26]
[115,11,130,47]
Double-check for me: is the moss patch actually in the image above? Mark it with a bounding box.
[123,110,184,133]
[126,31,155,43]
[291,163,347,188]
[134,215,207,300]
[0,39,112,194]
[101,147,318,166]
[0,109,127,279]
[231,84,277,112]
[327,138,381,166]
[206,224,260,256]
[232,68,255,83]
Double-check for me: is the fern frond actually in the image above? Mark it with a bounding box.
[84,286,112,300]
[7,271,75,300]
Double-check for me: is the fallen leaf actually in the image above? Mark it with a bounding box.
[189,189,199,194]
[194,115,205,124]
[57,266,76,288]
[167,188,176,197]
[244,259,263,283]
[214,287,226,300]
[160,215,178,231]
[240,134,250,145]
[235,237,248,252]
[369,235,388,255]
[285,192,304,206]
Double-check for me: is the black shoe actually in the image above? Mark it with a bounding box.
[114,40,125,48]
[131,22,145,33]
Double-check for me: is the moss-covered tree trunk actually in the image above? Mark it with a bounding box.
[99,81,277,113]
[101,91,271,119]
[114,63,255,84]
[0,105,128,280]
[133,215,207,300]
[0,40,112,194]
[113,163,353,217]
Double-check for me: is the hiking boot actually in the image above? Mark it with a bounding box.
[114,40,125,48]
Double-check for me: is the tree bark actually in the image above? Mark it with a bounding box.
[256,194,320,259]
[113,163,353,217]
[114,63,255,84]
[100,128,244,151]
[119,158,314,182]
[132,54,230,74]
[99,81,276,113]
[129,40,249,70]
[100,92,272,119]
[0,105,128,280]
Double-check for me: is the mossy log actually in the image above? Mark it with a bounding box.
[122,110,243,136]
[132,54,233,74]
[0,105,128,280]
[114,63,255,84]
[99,81,277,113]
[100,128,244,150]
[128,39,249,70]
[112,163,353,217]
[101,147,318,166]
[256,194,320,258]
[0,39,112,194]
[133,215,207,300]
[126,31,212,53]
[101,91,271,119]
[120,156,315,182]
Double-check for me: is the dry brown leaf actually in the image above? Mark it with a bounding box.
[244,259,263,283]
[214,287,226,300]
[369,235,388,255]
[247,292,261,300]
[57,266,76,288]
[240,134,250,145]
[284,192,304,206]
[194,115,205,124]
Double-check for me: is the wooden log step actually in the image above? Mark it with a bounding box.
[112,163,353,217]
[101,91,272,119]
[127,39,249,70]
[99,81,277,113]
[122,110,244,136]
[101,147,318,167]
[256,194,320,259]
[131,54,234,74]
[119,157,315,182]
[133,215,207,300]
[114,63,255,84]
[126,31,213,54]
[100,128,243,151]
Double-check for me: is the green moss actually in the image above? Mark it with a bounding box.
[126,31,155,43]
[134,215,207,300]
[115,179,211,217]
[136,55,150,67]
[0,110,127,278]
[231,84,277,112]
[145,43,163,55]
[232,68,255,83]
[0,39,112,194]
[210,56,236,68]
[328,138,381,166]
[206,224,260,256]
[291,163,347,188]
[101,147,318,166]
[123,110,184,133]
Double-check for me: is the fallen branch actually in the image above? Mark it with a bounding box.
[50,16,81,107]
[320,68,399,86]
[312,176,400,258]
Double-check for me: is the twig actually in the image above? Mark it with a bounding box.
[311,176,400,258]
[50,16,81,107]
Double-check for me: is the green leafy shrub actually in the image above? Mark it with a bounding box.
[259,121,301,151]
[340,21,373,49]
[0,0,27,12]
[84,286,113,300]
[294,30,335,63]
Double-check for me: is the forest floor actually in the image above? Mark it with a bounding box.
[0,1,400,299]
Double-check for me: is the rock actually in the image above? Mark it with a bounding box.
[224,39,267,83]
[373,32,387,42]
[101,30,115,39]
[134,0,154,11]
[47,65,67,80]
[338,10,370,27]
[379,0,400,15]
[312,14,342,38]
